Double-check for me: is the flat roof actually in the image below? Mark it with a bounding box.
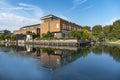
[41,14,83,28]
[40,14,60,20]
[20,24,40,29]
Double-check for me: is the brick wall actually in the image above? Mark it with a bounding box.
[14,28,40,35]
[40,19,61,35]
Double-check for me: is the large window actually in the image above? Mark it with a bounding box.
[69,25,71,30]
[56,23,59,28]
[62,24,65,29]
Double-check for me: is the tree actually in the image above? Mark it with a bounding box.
[92,25,102,33]
[26,31,32,34]
[70,30,81,39]
[42,33,47,38]
[112,20,120,39]
[103,25,111,37]
[81,29,89,39]
[83,26,91,31]
[0,34,5,40]
[26,31,35,35]
[92,25,103,41]
[98,32,104,40]
[46,31,53,38]
[10,34,16,40]
[42,31,53,39]
[5,34,11,40]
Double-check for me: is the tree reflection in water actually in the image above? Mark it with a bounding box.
[90,44,120,62]
[0,44,120,70]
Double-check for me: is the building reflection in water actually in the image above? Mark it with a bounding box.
[15,45,78,70]
[1,44,120,70]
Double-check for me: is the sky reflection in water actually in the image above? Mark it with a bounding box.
[0,45,120,80]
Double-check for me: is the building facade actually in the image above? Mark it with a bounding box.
[13,14,83,38]
[40,14,82,38]
[13,24,40,35]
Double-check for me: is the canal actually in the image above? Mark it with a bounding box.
[0,44,120,80]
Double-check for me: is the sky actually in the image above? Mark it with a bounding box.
[0,0,120,32]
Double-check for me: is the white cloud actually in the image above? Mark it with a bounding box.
[0,13,40,32]
[0,2,33,10]
[84,5,93,10]
[71,0,87,10]
[0,7,33,10]
[0,1,44,32]
[105,17,120,25]
[19,3,32,7]
[18,3,44,18]
[0,0,69,32]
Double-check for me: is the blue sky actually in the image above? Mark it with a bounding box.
[0,0,120,31]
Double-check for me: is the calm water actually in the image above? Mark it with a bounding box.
[0,44,120,80]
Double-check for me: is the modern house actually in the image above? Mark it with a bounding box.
[0,30,11,34]
[40,14,83,38]
[13,24,40,35]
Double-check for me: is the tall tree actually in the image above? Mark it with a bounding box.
[92,25,102,33]
[112,20,120,39]
[11,34,16,40]
[83,26,91,31]
[81,29,89,39]
[103,25,111,37]
[70,30,81,39]
[0,34,5,40]
[92,25,103,40]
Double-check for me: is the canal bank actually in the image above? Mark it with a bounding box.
[17,39,90,47]
[0,39,91,47]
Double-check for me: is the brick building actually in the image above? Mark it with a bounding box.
[13,14,83,38]
[13,24,40,35]
[40,14,82,38]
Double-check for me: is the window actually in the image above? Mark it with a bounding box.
[65,24,66,29]
[69,25,71,30]
[66,25,68,30]
[62,24,65,29]
[56,23,59,28]
[67,25,69,30]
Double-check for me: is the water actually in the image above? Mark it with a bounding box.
[0,44,120,80]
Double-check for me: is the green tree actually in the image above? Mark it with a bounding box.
[42,31,53,39]
[103,25,111,37]
[98,32,104,40]
[46,31,53,38]
[26,31,35,35]
[26,31,32,34]
[70,30,81,39]
[5,34,11,40]
[0,34,5,40]
[42,33,47,38]
[83,26,91,31]
[81,29,89,39]
[103,25,114,40]
[92,25,103,40]
[10,34,16,40]
[112,20,120,39]
[92,25,102,34]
